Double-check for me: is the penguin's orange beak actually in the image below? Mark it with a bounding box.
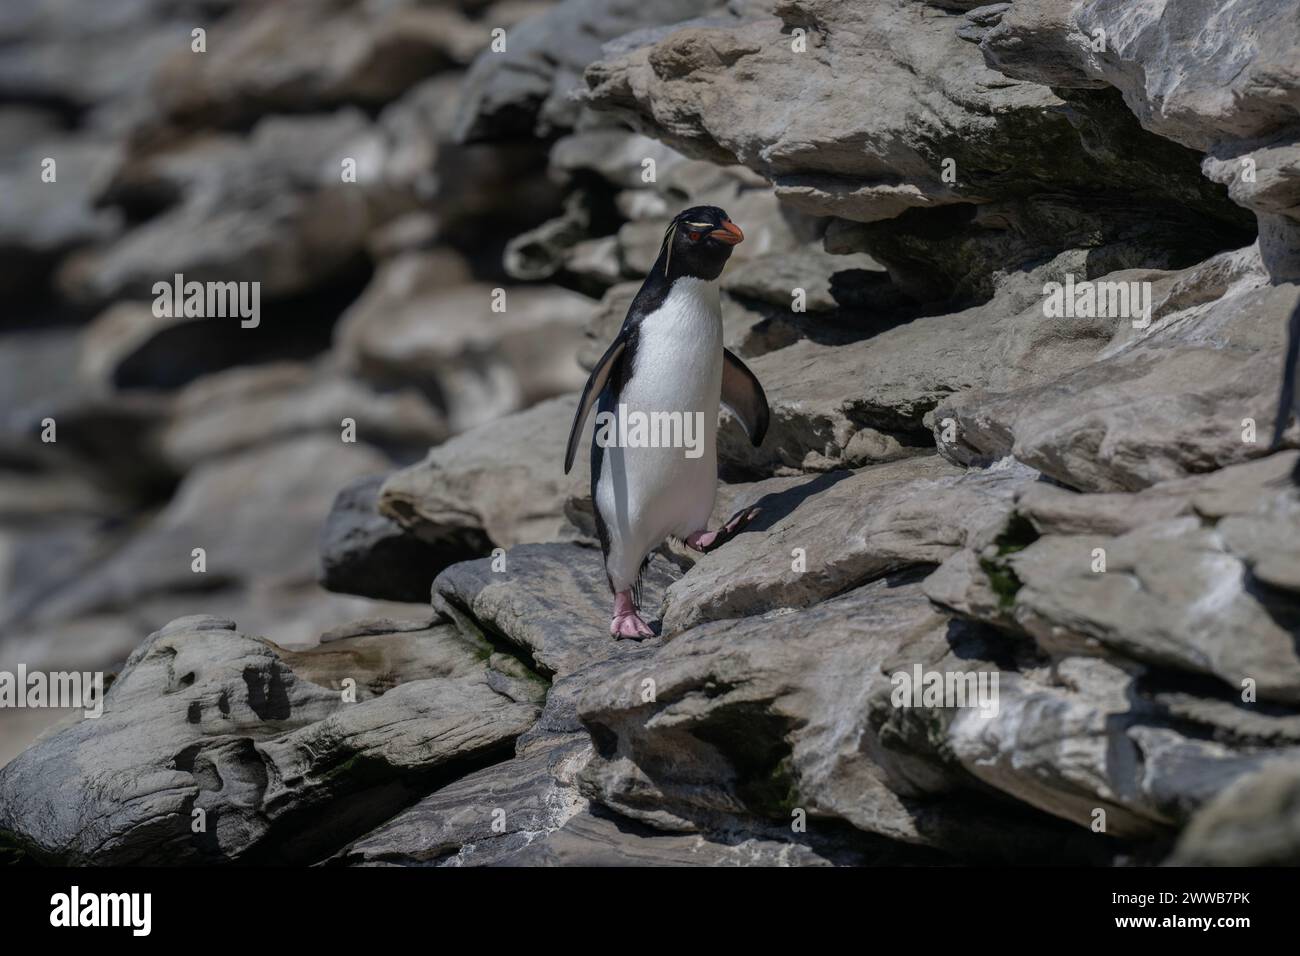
[709,220,744,245]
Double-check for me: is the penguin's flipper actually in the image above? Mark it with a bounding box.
[565,335,626,474]
[1271,294,1300,449]
[721,348,769,447]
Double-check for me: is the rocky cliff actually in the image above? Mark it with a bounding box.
[1,0,1299,866]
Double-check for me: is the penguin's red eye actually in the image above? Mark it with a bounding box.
[687,231,702,241]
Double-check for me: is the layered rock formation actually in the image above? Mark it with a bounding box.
[2,0,1299,866]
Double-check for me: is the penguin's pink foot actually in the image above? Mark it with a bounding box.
[611,612,654,639]
[684,506,760,554]
[684,529,720,551]
[610,590,655,640]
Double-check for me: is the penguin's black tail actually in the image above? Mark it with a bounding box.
[1271,291,1300,450]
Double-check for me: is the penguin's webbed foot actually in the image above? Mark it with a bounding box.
[610,612,655,640]
[610,589,655,640]
[684,505,760,554]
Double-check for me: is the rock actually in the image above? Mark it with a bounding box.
[160,362,447,471]
[0,614,539,863]
[3,584,433,677]
[722,249,1135,475]
[0,516,121,631]
[276,611,543,703]
[369,74,566,236]
[0,325,81,412]
[550,128,689,191]
[927,452,1300,703]
[433,541,681,676]
[0,330,218,495]
[493,805,845,865]
[5,0,1299,870]
[455,0,721,141]
[27,436,394,625]
[823,191,1251,309]
[0,0,205,131]
[936,246,1297,491]
[582,0,1248,248]
[0,708,77,772]
[77,300,310,394]
[320,474,489,603]
[577,574,1106,860]
[574,564,1290,852]
[0,133,123,297]
[334,254,592,432]
[332,739,592,865]
[890,652,1287,838]
[0,381,173,500]
[977,0,1300,277]
[503,191,606,282]
[366,211,440,260]
[333,738,844,865]
[723,248,885,313]
[583,0,1256,303]
[380,395,591,550]
[512,658,628,756]
[661,455,1035,633]
[1007,517,1300,705]
[0,105,62,144]
[153,0,484,128]
[1013,481,1207,539]
[1170,763,1300,865]
[61,110,383,305]
[979,0,1299,154]
[1145,684,1300,750]
[565,236,624,289]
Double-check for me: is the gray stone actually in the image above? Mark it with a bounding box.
[936,247,1298,491]
[334,737,843,866]
[0,134,122,296]
[583,0,1246,237]
[724,250,1132,474]
[661,455,1035,634]
[153,0,485,127]
[380,395,592,550]
[28,436,394,625]
[455,0,720,141]
[320,475,488,603]
[62,110,384,304]
[334,255,592,433]
[1171,762,1300,865]
[980,0,1299,153]
[0,615,539,863]
[159,362,447,471]
[577,575,1111,860]
[0,0,203,131]
[927,452,1300,703]
[433,541,681,677]
[723,248,885,313]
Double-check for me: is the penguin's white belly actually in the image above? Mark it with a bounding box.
[595,279,723,589]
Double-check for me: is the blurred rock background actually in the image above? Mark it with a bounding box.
[1,0,1300,866]
[0,0,586,761]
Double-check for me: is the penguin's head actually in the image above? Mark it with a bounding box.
[658,205,744,281]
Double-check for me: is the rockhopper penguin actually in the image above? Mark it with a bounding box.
[564,206,769,638]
